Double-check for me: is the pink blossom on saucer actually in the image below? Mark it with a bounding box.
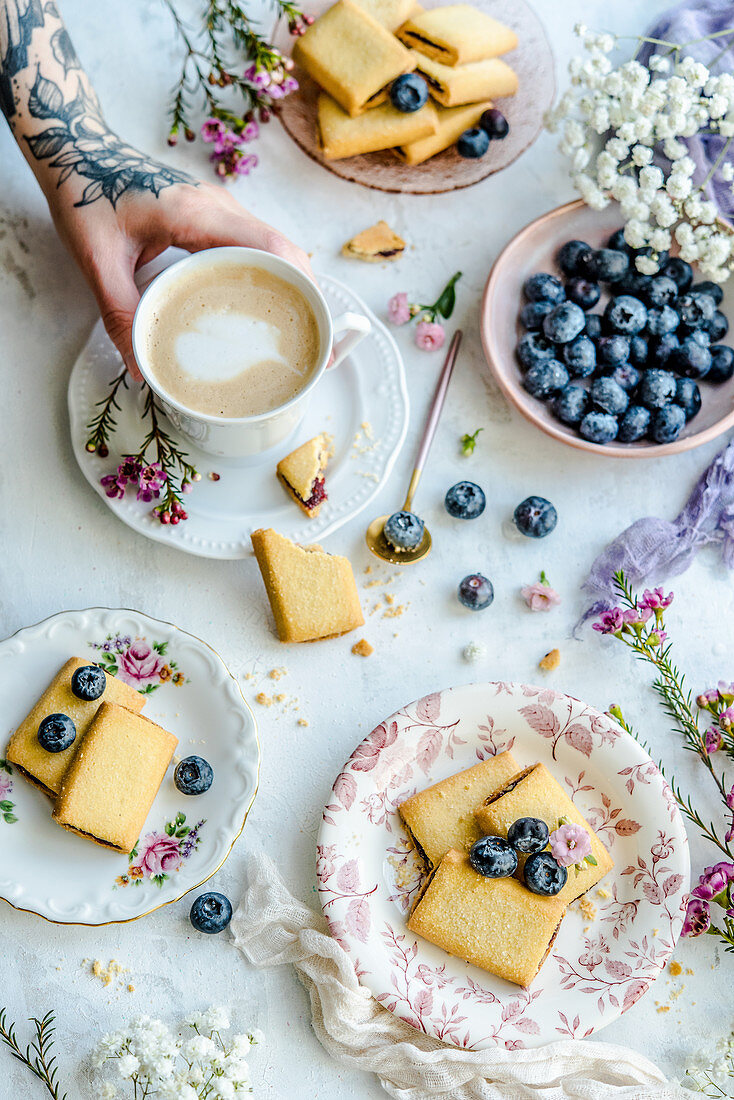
[117,640,163,686]
[415,320,445,351]
[134,832,182,878]
[387,293,411,325]
[549,822,591,867]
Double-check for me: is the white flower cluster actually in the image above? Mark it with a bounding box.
[684,1023,734,1093]
[546,24,734,282]
[92,1008,263,1099]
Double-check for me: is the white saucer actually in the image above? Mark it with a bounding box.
[68,276,409,559]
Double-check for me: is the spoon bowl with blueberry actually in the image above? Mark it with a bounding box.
[481,198,734,457]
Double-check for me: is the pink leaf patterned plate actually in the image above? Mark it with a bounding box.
[318,683,689,1049]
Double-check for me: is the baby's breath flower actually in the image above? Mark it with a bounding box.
[117,1054,140,1079]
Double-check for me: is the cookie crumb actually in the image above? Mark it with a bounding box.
[268,668,287,680]
[275,693,287,703]
[127,984,135,993]
[686,967,694,975]
[656,1005,670,1013]
[256,692,273,707]
[669,961,682,977]
[383,604,407,619]
[595,887,610,899]
[352,639,374,657]
[297,718,309,727]
[539,648,560,671]
[579,898,596,921]
[90,959,126,988]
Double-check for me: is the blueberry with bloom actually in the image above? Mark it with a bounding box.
[546,24,734,281]
[386,272,462,351]
[521,571,561,612]
[597,570,734,953]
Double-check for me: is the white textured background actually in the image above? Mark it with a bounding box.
[0,0,731,1095]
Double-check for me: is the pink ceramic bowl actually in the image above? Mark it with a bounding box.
[480,198,734,458]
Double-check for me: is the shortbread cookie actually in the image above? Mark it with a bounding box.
[251,528,364,643]
[342,220,406,262]
[397,5,517,66]
[53,702,178,853]
[407,849,566,987]
[413,51,517,107]
[394,99,491,164]
[352,0,420,32]
[293,0,413,116]
[474,762,614,903]
[6,657,145,798]
[318,92,438,159]
[398,752,519,869]
[277,433,333,517]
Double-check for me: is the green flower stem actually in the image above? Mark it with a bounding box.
[85,368,128,454]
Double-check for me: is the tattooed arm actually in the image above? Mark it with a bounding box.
[0,0,311,377]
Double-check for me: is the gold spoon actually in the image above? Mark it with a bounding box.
[366,329,463,565]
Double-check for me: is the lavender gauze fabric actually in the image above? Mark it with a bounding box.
[581,1,734,621]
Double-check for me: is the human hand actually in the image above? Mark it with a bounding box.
[48,169,314,381]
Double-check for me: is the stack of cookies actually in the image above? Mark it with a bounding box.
[292,0,518,163]
[398,754,613,987]
[6,657,178,854]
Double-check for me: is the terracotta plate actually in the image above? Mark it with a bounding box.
[274,0,554,194]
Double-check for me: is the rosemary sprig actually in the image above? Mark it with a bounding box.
[85,367,128,458]
[0,1009,67,1100]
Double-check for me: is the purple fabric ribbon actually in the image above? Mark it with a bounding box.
[579,1,734,624]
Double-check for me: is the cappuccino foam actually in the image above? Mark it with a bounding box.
[143,262,321,417]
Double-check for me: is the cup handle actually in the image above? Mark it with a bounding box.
[330,311,371,368]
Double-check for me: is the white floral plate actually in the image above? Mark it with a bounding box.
[67,276,409,559]
[318,683,689,1049]
[0,608,259,925]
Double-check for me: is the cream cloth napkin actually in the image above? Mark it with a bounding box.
[230,852,687,1099]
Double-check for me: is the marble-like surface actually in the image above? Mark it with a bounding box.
[0,0,730,1095]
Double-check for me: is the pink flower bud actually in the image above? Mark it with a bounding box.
[415,320,446,351]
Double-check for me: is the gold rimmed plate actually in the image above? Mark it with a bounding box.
[0,608,259,925]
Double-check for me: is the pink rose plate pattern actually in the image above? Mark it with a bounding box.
[0,608,259,924]
[318,683,689,1049]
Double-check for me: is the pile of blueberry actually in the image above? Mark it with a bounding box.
[515,229,733,445]
[469,816,567,896]
[389,74,509,159]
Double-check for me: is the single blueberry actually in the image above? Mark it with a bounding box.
[584,313,603,340]
[677,292,716,332]
[648,332,680,369]
[384,510,424,552]
[694,280,724,305]
[565,277,600,311]
[604,295,648,335]
[557,239,591,277]
[71,664,106,701]
[507,817,549,854]
[661,256,694,291]
[689,328,711,348]
[553,384,589,425]
[606,228,628,252]
[606,362,641,393]
[646,305,679,336]
[643,275,679,308]
[524,272,565,305]
[706,310,729,343]
[520,301,554,330]
[563,335,596,378]
[523,359,569,398]
[38,713,76,753]
[457,126,490,158]
[513,496,557,538]
[598,334,630,367]
[629,335,648,366]
[618,404,651,442]
[638,369,677,409]
[579,411,619,444]
[189,891,233,934]
[516,332,555,370]
[524,851,568,896]
[650,404,686,444]
[674,378,702,421]
[174,755,214,795]
[618,270,653,298]
[479,107,509,138]
[542,301,586,344]
[469,835,518,878]
[708,345,734,384]
[590,377,629,416]
[669,337,712,379]
[581,247,629,283]
[445,481,486,520]
[458,574,494,610]
[389,72,429,112]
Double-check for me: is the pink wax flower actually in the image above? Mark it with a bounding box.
[726,784,734,811]
[244,64,271,89]
[549,822,592,868]
[100,473,125,500]
[592,607,625,635]
[134,832,182,878]
[387,292,411,325]
[241,120,260,142]
[692,861,734,901]
[521,581,561,612]
[720,706,734,730]
[718,680,734,698]
[0,772,12,800]
[621,606,653,626]
[117,641,163,686]
[648,630,667,647]
[415,320,445,351]
[682,896,710,937]
[136,462,166,503]
[201,118,226,143]
[705,725,723,754]
[697,688,720,707]
[639,587,674,611]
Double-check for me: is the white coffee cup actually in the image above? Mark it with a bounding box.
[131,246,371,460]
